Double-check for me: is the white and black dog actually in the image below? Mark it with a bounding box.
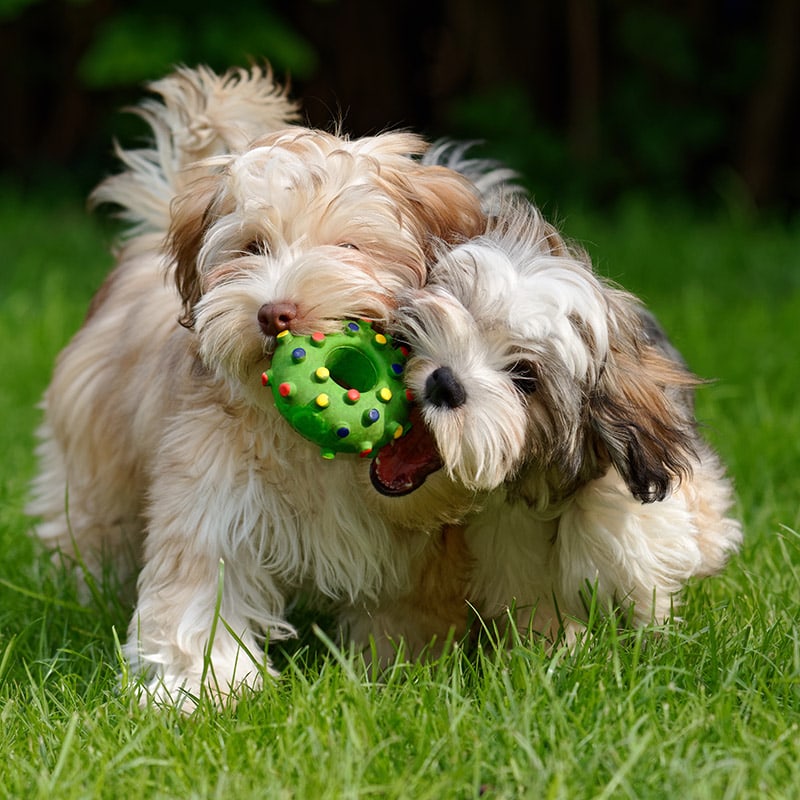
[355,196,742,653]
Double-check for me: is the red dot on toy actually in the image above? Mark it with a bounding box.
[279,382,292,397]
[346,388,361,403]
[261,372,269,386]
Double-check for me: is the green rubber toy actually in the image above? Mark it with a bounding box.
[262,320,412,459]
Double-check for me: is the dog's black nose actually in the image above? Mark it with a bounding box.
[424,366,467,409]
[258,302,297,337]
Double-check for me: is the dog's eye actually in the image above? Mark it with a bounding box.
[509,361,538,394]
[338,242,359,251]
[244,239,268,256]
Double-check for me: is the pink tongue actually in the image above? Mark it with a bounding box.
[370,406,442,496]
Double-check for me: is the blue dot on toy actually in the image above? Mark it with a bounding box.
[262,320,412,459]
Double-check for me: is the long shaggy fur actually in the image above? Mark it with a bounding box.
[28,66,486,709]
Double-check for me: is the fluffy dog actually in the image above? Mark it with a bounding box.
[357,197,742,653]
[28,66,486,707]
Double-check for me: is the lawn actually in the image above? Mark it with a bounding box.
[1,185,799,799]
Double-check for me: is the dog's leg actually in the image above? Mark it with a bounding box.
[340,525,472,666]
[464,499,575,644]
[554,467,708,626]
[124,415,294,711]
[126,542,277,711]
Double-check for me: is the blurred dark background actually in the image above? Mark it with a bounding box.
[2,0,798,215]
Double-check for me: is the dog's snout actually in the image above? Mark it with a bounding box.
[258,302,298,337]
[424,367,467,409]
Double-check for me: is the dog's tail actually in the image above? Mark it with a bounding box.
[91,65,300,234]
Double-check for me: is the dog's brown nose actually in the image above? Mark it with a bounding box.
[424,366,467,409]
[258,302,298,337]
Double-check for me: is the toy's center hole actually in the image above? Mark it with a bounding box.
[325,346,377,392]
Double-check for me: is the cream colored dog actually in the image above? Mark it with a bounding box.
[28,66,486,708]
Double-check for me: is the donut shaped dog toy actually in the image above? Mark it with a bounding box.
[262,320,412,459]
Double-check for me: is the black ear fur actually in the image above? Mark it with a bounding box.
[590,345,699,503]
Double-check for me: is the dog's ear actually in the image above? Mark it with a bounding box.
[588,325,699,503]
[402,165,487,250]
[167,174,222,327]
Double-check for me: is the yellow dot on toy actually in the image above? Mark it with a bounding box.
[315,367,330,381]
[374,333,388,346]
[315,393,330,408]
[277,330,290,339]
[378,387,392,402]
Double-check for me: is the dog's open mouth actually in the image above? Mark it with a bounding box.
[370,406,442,496]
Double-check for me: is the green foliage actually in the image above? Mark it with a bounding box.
[78,3,317,88]
[446,85,581,211]
[2,3,795,211]
[0,0,41,21]
[445,6,771,210]
[0,0,92,20]
[2,192,800,797]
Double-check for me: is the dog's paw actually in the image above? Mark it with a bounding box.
[130,660,273,713]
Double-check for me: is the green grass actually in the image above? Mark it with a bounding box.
[2,186,799,799]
